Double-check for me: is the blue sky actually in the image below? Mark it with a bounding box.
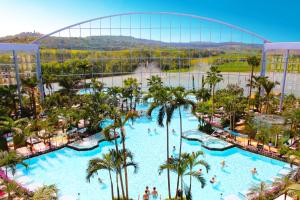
[0,0,299,42]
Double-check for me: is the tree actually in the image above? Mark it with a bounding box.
[260,77,279,114]
[123,77,141,111]
[0,116,29,150]
[0,85,19,116]
[247,56,261,109]
[43,73,54,96]
[21,76,39,118]
[183,151,210,193]
[2,180,23,200]
[103,108,139,200]
[159,152,209,199]
[32,185,58,200]
[170,87,196,196]
[248,181,268,200]
[86,152,117,200]
[147,75,163,94]
[205,65,223,119]
[0,150,28,176]
[216,84,246,131]
[58,76,80,96]
[147,86,173,199]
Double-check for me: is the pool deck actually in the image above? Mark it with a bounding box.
[67,133,106,151]
[182,129,235,151]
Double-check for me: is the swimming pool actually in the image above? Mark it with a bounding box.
[12,104,287,200]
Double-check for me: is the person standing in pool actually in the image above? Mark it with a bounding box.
[151,187,158,199]
[251,168,258,175]
[220,160,226,168]
[143,190,149,200]
[145,186,150,195]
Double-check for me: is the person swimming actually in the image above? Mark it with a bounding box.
[220,160,226,168]
[172,129,176,134]
[210,175,217,184]
[251,168,258,175]
[145,186,150,195]
[148,128,151,134]
[197,168,202,175]
[151,187,158,199]
[143,190,149,200]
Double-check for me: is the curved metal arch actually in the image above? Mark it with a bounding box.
[32,12,270,44]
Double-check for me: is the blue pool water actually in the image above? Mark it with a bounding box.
[13,104,286,200]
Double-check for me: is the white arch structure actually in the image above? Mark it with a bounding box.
[2,12,300,111]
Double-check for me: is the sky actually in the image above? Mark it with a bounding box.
[0,0,299,42]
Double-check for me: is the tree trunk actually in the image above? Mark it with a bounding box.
[121,129,129,200]
[248,65,254,109]
[114,130,125,199]
[109,170,114,200]
[31,89,37,118]
[211,86,215,121]
[189,168,192,192]
[116,173,120,200]
[176,107,183,198]
[166,121,171,199]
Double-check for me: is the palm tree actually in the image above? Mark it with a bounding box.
[183,151,210,192]
[86,152,116,200]
[284,184,300,200]
[205,65,223,119]
[103,108,139,199]
[32,184,58,200]
[58,76,80,96]
[247,56,261,109]
[147,87,173,199]
[248,181,268,200]
[43,73,54,96]
[159,152,208,199]
[0,116,29,150]
[169,87,196,196]
[260,78,279,113]
[0,150,28,176]
[21,76,39,118]
[123,77,140,110]
[147,75,163,93]
[2,180,23,200]
[0,85,19,116]
[195,88,211,102]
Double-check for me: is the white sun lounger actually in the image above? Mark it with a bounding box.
[267,176,281,183]
[283,164,298,170]
[278,168,292,176]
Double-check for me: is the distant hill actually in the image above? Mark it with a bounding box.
[0,32,262,50]
[0,32,43,43]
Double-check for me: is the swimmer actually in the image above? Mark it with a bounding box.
[145,186,150,195]
[172,129,176,134]
[220,160,226,168]
[98,178,103,184]
[151,187,158,199]
[172,146,176,155]
[251,168,258,175]
[197,168,202,175]
[143,190,149,200]
[148,128,151,134]
[210,175,217,184]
